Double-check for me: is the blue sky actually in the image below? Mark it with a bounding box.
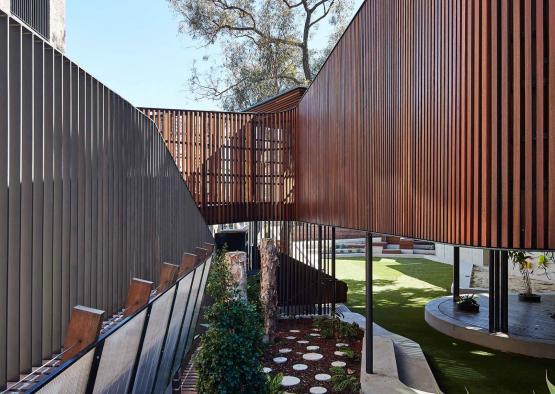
[66,0,363,111]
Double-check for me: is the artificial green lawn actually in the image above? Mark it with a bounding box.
[335,256,555,394]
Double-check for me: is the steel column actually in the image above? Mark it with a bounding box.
[453,246,460,302]
[365,232,373,374]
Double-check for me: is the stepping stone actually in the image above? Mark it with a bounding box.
[309,333,321,337]
[263,367,272,373]
[307,345,320,351]
[297,340,309,344]
[331,361,346,367]
[310,387,327,394]
[315,373,331,382]
[289,329,300,333]
[303,353,323,361]
[312,328,321,331]
[336,343,349,348]
[273,357,287,364]
[292,363,308,371]
[281,376,300,387]
[334,351,346,356]
[285,336,296,340]
[279,348,292,354]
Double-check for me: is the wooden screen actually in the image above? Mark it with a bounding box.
[141,109,297,224]
[297,0,555,250]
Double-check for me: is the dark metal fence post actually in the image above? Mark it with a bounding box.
[453,246,460,302]
[500,250,509,333]
[317,225,323,315]
[365,232,373,374]
[331,227,336,317]
[489,250,496,333]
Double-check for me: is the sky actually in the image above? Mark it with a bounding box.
[66,0,363,111]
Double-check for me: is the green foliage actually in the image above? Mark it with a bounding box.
[548,371,555,394]
[195,246,267,394]
[313,316,361,341]
[456,294,479,307]
[266,373,284,394]
[206,246,232,303]
[339,347,359,361]
[329,366,361,393]
[247,272,263,316]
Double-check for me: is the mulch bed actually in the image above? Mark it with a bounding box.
[263,318,363,393]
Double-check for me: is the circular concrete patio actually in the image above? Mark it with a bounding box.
[425,294,555,359]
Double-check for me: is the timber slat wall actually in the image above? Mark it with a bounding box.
[297,0,555,250]
[0,12,212,388]
[141,109,296,224]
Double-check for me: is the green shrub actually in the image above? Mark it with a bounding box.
[266,373,284,394]
[313,316,361,341]
[329,366,361,393]
[194,246,267,393]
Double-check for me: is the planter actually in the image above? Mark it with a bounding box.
[457,303,480,313]
[519,293,541,303]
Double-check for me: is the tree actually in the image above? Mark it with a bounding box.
[169,0,354,110]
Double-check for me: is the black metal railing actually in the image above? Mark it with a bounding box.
[0,11,213,388]
[10,0,49,38]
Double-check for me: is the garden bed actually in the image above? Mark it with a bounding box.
[263,318,363,393]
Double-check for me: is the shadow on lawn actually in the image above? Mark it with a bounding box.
[339,259,555,394]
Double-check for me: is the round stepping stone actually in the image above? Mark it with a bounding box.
[263,367,272,373]
[306,345,320,351]
[331,361,346,367]
[310,387,327,394]
[334,351,346,356]
[312,328,321,331]
[273,357,287,364]
[309,333,321,337]
[281,376,300,387]
[279,348,292,354]
[315,373,331,382]
[292,363,308,371]
[289,329,300,333]
[303,353,323,361]
[285,336,296,340]
[336,343,349,348]
[297,340,309,344]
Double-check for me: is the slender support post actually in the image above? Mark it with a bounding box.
[317,225,323,315]
[495,251,502,332]
[489,250,495,333]
[500,250,509,333]
[453,246,460,302]
[365,232,373,374]
[331,226,336,317]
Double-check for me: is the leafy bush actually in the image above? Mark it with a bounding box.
[313,316,362,341]
[339,347,359,361]
[456,294,479,307]
[329,366,361,393]
[195,247,267,393]
[266,373,284,394]
[247,272,263,316]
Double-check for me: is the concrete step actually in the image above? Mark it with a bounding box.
[413,249,436,255]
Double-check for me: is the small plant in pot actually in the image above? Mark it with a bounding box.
[456,294,480,313]
[509,251,551,303]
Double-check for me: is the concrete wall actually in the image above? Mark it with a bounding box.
[434,243,490,267]
[49,0,65,52]
[0,0,9,14]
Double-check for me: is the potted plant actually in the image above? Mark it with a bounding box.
[509,251,551,303]
[456,294,480,313]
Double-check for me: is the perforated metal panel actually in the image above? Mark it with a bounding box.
[184,260,211,352]
[152,272,194,393]
[92,310,147,394]
[131,287,176,394]
[36,349,94,394]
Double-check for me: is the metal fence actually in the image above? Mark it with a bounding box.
[30,257,212,394]
[10,0,49,39]
[0,11,213,388]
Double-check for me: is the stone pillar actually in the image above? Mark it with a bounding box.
[259,238,279,342]
[225,251,248,302]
